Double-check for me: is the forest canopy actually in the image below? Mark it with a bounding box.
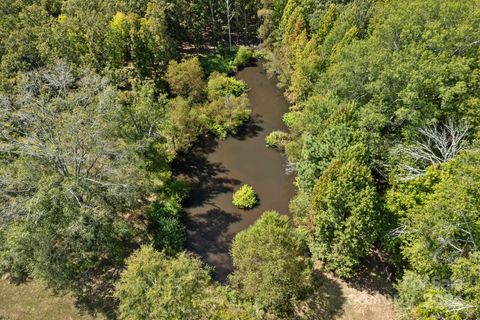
[1,0,480,319]
[259,0,480,318]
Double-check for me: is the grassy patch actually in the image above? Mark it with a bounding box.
[0,279,103,320]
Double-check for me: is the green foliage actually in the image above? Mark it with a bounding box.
[265,130,288,149]
[199,48,237,75]
[207,72,248,100]
[0,0,261,316]
[117,79,171,168]
[202,95,251,139]
[166,57,205,101]
[115,246,260,320]
[105,12,131,68]
[401,150,480,276]
[0,222,32,281]
[202,72,251,138]
[309,160,379,278]
[233,46,254,68]
[0,63,151,292]
[161,96,202,157]
[297,123,368,193]
[163,179,191,202]
[232,184,257,209]
[230,211,311,314]
[115,246,212,320]
[392,150,480,318]
[147,198,185,255]
[262,3,480,308]
[129,3,177,85]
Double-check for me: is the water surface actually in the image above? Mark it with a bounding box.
[174,62,294,281]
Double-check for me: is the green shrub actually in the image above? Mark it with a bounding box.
[199,48,237,75]
[166,57,205,101]
[163,179,191,202]
[0,222,32,282]
[207,72,247,100]
[232,184,257,209]
[230,211,311,314]
[282,111,301,129]
[148,198,185,254]
[201,95,251,139]
[265,130,288,149]
[233,46,254,68]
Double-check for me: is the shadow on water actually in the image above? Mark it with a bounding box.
[174,136,242,208]
[183,208,241,281]
[232,114,264,141]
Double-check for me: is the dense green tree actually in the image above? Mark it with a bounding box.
[230,211,311,314]
[390,149,480,319]
[0,0,260,316]
[160,96,202,157]
[130,2,176,83]
[400,150,480,276]
[201,95,251,139]
[206,72,247,100]
[115,245,260,320]
[309,160,379,278]
[264,0,480,290]
[105,12,131,68]
[0,3,53,75]
[147,197,185,254]
[0,63,150,290]
[166,57,206,101]
[115,246,212,319]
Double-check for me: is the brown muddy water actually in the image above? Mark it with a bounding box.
[174,62,295,281]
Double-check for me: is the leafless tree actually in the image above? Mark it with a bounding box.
[395,121,470,180]
[0,63,141,220]
[225,0,235,49]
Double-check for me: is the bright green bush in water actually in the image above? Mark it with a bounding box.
[202,94,251,139]
[233,46,254,68]
[265,130,288,149]
[232,184,257,209]
[203,72,251,139]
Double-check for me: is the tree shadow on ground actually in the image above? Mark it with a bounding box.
[72,267,119,319]
[295,268,346,320]
[344,249,396,297]
[183,208,241,282]
[72,241,144,319]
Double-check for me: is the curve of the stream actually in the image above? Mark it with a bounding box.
[174,62,295,281]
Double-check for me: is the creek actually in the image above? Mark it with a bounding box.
[174,62,295,281]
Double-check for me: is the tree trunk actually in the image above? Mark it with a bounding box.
[244,7,248,43]
[209,0,216,46]
[226,0,233,49]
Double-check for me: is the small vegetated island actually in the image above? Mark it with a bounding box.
[232,184,258,209]
[0,0,480,320]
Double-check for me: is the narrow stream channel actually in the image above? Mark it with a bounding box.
[174,62,295,281]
